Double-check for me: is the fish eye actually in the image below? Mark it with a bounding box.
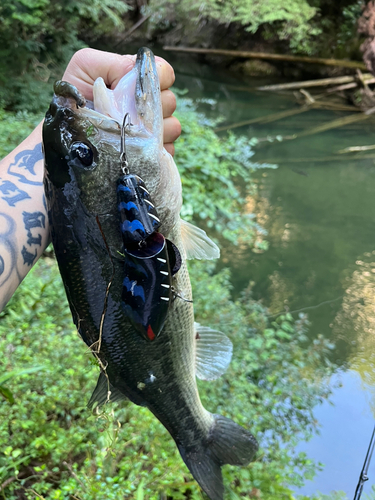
[70,142,94,167]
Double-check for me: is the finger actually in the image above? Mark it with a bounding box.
[63,48,175,100]
[161,90,177,118]
[155,57,175,90]
[62,48,135,100]
[163,116,181,144]
[164,143,175,156]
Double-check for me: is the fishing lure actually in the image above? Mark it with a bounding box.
[117,114,182,341]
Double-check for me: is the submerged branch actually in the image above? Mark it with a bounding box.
[214,106,312,132]
[215,100,361,133]
[338,144,375,153]
[296,113,372,138]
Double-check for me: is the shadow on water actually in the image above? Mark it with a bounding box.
[109,42,375,496]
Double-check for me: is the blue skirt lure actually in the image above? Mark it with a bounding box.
[117,174,181,342]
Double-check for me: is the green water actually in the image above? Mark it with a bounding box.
[165,54,375,495]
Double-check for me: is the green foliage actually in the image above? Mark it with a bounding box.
[145,0,367,56]
[0,108,42,159]
[0,365,46,404]
[0,0,130,111]
[337,2,363,50]
[0,255,334,499]
[146,0,320,54]
[174,93,275,248]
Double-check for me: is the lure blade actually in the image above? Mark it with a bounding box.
[166,239,182,276]
[126,232,165,259]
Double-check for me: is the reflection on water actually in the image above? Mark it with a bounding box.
[333,253,375,413]
[334,252,375,341]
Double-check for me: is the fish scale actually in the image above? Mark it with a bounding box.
[43,47,258,500]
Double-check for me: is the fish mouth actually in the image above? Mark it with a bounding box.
[53,80,86,108]
[50,47,161,138]
[44,47,178,225]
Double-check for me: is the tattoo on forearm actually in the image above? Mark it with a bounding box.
[7,143,44,186]
[21,211,45,265]
[0,180,31,206]
[23,211,45,246]
[0,213,18,289]
[21,246,37,266]
[0,144,47,308]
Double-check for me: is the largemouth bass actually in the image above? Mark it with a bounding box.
[43,47,258,500]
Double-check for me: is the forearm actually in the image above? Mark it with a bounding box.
[0,122,48,312]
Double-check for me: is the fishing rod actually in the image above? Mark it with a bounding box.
[353,423,375,500]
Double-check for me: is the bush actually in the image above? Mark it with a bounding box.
[146,0,320,54]
[0,0,129,111]
[0,108,42,159]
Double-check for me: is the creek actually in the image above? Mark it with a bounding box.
[160,49,375,497]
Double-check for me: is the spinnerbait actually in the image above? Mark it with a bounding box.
[117,114,182,341]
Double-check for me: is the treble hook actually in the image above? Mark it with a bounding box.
[120,113,132,175]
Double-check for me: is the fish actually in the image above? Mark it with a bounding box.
[43,47,258,500]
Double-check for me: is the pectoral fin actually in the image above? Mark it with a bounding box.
[180,220,220,260]
[194,323,233,380]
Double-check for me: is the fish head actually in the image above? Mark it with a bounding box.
[43,47,182,237]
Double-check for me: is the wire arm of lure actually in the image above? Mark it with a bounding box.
[120,113,132,175]
[171,286,193,303]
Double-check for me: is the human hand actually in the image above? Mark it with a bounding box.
[62,48,181,156]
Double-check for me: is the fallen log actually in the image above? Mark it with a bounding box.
[257,75,374,91]
[163,46,367,70]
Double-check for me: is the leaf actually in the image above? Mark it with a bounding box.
[0,365,46,386]
[136,479,144,500]
[0,385,14,404]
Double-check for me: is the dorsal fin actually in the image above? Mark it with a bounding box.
[180,219,220,260]
[194,323,233,381]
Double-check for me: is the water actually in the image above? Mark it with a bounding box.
[161,53,375,496]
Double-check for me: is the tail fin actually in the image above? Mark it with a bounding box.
[179,414,258,500]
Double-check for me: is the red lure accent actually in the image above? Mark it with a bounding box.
[147,325,156,341]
